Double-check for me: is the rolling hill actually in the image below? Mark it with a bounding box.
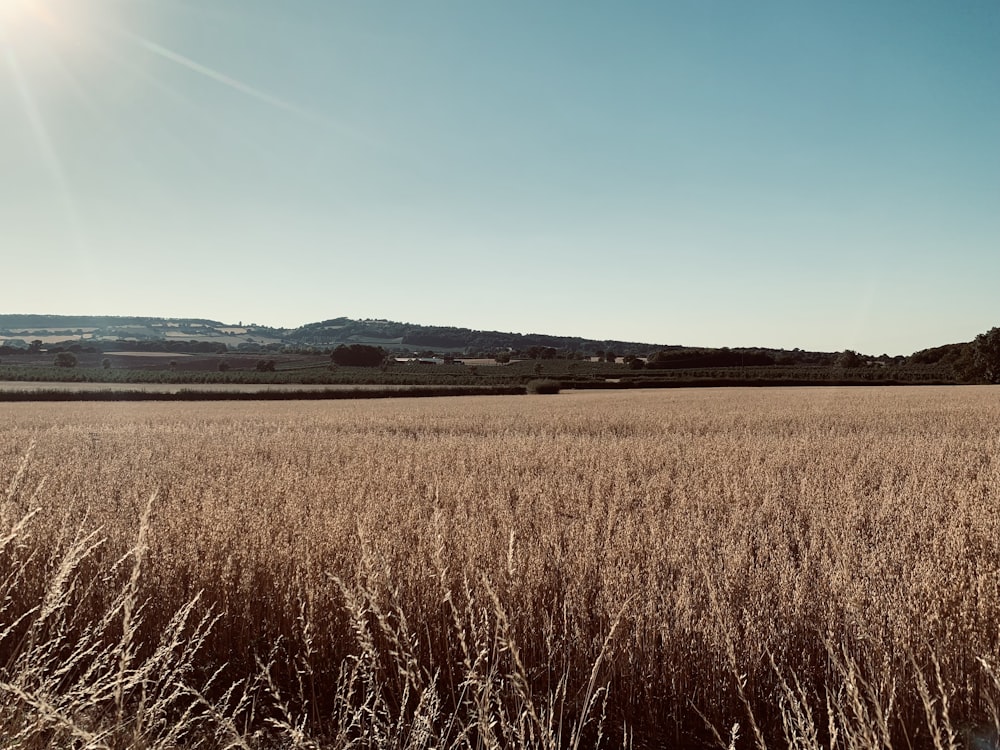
[0,314,667,357]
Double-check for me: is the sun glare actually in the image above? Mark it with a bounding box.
[0,0,82,46]
[0,0,51,26]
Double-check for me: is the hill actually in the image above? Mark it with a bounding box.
[0,314,669,357]
[0,314,979,380]
[280,317,666,356]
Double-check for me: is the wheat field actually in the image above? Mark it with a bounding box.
[1,387,999,749]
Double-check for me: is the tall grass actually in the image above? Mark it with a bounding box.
[1,387,1000,747]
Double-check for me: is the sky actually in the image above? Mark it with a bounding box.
[1,0,998,355]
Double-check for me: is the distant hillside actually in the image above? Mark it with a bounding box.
[0,314,224,331]
[0,314,975,370]
[281,317,666,356]
[0,314,667,357]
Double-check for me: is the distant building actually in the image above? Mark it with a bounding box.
[395,357,447,365]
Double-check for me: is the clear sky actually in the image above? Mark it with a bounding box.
[1,0,997,355]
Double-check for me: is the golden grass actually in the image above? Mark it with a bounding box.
[1,387,1000,748]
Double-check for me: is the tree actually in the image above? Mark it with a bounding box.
[102,358,111,369]
[255,359,276,372]
[526,378,560,394]
[330,345,385,367]
[54,352,77,368]
[625,355,644,370]
[837,350,862,368]
[971,327,1000,383]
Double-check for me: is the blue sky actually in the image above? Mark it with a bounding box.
[1,0,997,354]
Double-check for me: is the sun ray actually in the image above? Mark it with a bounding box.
[118,28,319,120]
[0,0,71,47]
[107,26,377,147]
[3,41,89,260]
[75,24,308,174]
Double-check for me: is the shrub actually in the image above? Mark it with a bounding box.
[330,344,384,367]
[526,378,561,394]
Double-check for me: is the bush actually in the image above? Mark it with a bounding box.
[54,352,77,368]
[331,344,385,367]
[526,378,561,394]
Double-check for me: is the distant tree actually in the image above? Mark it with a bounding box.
[909,343,968,366]
[605,351,617,363]
[969,327,1000,383]
[54,352,77,368]
[494,352,511,364]
[774,352,798,366]
[218,361,230,372]
[101,358,111,370]
[625,355,644,370]
[330,345,385,367]
[29,340,42,353]
[255,359,276,372]
[526,378,561,394]
[837,350,862,368]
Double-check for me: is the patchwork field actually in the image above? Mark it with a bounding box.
[1,387,999,748]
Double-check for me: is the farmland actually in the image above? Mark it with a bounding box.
[1,388,999,748]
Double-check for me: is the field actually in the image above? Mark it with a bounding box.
[0,381,445,393]
[1,387,999,749]
[0,382,528,404]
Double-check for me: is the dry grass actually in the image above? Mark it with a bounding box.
[1,387,1000,748]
